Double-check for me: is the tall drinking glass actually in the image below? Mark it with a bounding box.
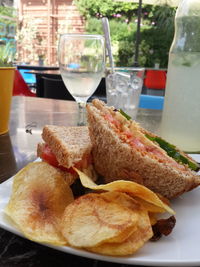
[58,34,105,125]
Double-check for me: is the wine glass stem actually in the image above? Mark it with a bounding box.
[77,102,86,126]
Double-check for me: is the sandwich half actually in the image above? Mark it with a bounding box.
[87,99,200,199]
[37,125,96,185]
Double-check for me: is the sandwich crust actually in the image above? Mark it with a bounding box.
[42,125,92,168]
[87,99,200,199]
[38,125,97,185]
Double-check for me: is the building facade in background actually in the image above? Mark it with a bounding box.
[17,0,85,65]
[0,0,16,60]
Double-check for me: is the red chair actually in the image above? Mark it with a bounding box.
[144,70,166,90]
[13,69,36,96]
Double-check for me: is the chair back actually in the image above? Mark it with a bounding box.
[139,94,164,110]
[13,70,36,96]
[42,76,74,101]
[144,70,166,90]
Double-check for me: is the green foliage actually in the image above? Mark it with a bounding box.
[0,6,17,66]
[149,4,176,39]
[85,17,103,34]
[75,0,176,67]
[139,5,176,67]
[0,42,14,67]
[85,18,137,41]
[117,40,134,67]
[85,18,138,65]
[0,6,16,24]
[74,0,138,20]
[116,24,174,68]
[140,28,171,67]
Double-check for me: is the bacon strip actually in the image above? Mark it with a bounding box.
[150,216,176,241]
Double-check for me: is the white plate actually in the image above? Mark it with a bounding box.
[0,155,200,267]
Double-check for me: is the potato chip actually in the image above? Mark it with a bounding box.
[87,203,153,256]
[133,197,166,213]
[96,191,144,243]
[148,212,158,226]
[75,168,175,215]
[5,162,74,245]
[61,192,139,248]
[101,191,142,213]
[101,191,158,227]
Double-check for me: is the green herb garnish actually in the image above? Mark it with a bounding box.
[119,109,131,120]
[145,134,200,171]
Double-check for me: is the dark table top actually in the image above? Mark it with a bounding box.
[0,96,164,267]
[17,65,59,71]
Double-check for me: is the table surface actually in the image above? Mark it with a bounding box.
[0,96,163,267]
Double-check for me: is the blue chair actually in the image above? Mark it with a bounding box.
[139,94,164,110]
[19,69,36,85]
[0,37,8,44]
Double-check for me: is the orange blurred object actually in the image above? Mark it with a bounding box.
[13,70,36,97]
[144,70,166,90]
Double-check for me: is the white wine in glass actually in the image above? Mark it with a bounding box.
[58,34,105,125]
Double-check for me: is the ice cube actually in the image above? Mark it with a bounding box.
[130,75,143,91]
[115,72,130,93]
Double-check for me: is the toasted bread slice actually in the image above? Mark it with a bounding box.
[38,125,97,184]
[41,125,92,168]
[87,99,200,199]
[37,143,77,185]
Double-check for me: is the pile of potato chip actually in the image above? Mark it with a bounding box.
[61,191,153,255]
[4,162,175,256]
[5,162,74,246]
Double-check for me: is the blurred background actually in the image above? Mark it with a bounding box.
[0,0,179,68]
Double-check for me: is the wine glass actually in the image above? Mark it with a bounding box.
[58,34,105,125]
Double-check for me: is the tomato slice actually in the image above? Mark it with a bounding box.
[123,130,133,139]
[40,144,91,174]
[104,113,121,129]
[129,138,146,150]
[40,144,75,174]
[40,144,58,167]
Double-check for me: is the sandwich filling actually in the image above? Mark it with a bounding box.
[103,110,196,172]
[39,144,92,174]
